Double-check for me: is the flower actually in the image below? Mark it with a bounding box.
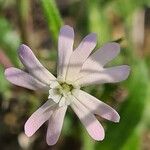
[5,25,130,145]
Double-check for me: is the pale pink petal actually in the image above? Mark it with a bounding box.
[59,97,66,107]
[48,89,61,103]
[46,106,67,145]
[70,96,104,141]
[5,67,47,90]
[57,25,74,80]
[76,65,130,86]
[66,33,97,82]
[18,44,56,85]
[73,90,120,122]
[25,100,56,137]
[80,42,120,76]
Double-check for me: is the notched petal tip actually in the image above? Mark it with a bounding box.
[102,110,120,123]
[4,67,9,77]
[111,111,120,123]
[91,124,105,141]
[109,41,120,48]
[89,32,97,38]
[20,44,28,48]
[122,65,131,80]
[84,33,97,43]
[61,25,73,30]
[18,44,31,57]
[60,25,74,36]
[4,67,15,79]
[4,68,13,83]
[106,42,120,54]
[97,133,105,141]
[46,137,58,146]
[24,123,33,137]
[115,114,120,123]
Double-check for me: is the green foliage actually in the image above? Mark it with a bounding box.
[121,128,141,150]
[0,0,150,149]
[40,0,63,43]
[95,60,149,150]
[0,17,20,66]
[87,0,111,45]
[0,65,8,92]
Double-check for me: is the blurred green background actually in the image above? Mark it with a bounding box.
[0,0,150,150]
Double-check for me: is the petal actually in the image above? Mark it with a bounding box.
[5,67,47,90]
[48,89,61,103]
[25,100,56,137]
[66,33,97,82]
[50,81,60,89]
[70,96,104,141]
[73,90,120,122]
[76,65,130,86]
[18,44,56,85]
[46,106,67,145]
[59,97,66,107]
[57,25,74,80]
[80,42,120,75]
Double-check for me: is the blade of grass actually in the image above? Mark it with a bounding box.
[16,0,32,45]
[40,0,63,43]
[87,0,111,45]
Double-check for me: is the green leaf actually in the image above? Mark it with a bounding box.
[40,0,63,43]
[95,61,149,150]
[0,17,20,66]
[0,65,8,92]
[86,0,111,45]
[121,128,141,150]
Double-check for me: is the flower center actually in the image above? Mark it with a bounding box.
[48,80,79,107]
[59,82,74,95]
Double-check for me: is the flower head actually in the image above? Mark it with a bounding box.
[5,25,130,145]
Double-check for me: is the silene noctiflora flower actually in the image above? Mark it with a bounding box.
[5,25,130,145]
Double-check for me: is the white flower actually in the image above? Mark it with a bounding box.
[5,25,130,145]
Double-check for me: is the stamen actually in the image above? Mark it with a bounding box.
[49,80,80,107]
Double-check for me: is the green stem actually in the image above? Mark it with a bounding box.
[40,0,63,44]
[16,0,32,45]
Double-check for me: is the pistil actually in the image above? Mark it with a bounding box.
[49,80,80,107]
